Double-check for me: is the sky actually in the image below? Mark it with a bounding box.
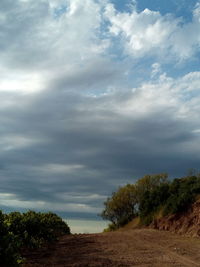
[0,0,200,232]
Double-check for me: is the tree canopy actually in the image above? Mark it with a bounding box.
[101,184,137,227]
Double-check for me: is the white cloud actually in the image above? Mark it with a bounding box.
[0,67,45,94]
[56,193,107,202]
[0,0,113,96]
[0,0,106,68]
[0,192,101,213]
[0,135,41,151]
[193,129,200,134]
[170,3,200,60]
[109,70,200,122]
[40,163,84,174]
[151,62,162,78]
[104,2,200,60]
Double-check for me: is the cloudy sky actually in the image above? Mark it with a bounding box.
[0,0,200,227]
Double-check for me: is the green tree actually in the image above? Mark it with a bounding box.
[136,173,168,203]
[164,176,200,215]
[101,184,137,227]
[139,183,170,225]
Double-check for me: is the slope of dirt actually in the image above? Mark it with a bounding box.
[151,199,200,237]
[23,229,200,266]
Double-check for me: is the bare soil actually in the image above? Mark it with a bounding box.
[23,229,200,266]
[151,199,200,237]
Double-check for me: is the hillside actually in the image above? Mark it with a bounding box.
[23,229,200,266]
[151,199,200,237]
[101,174,200,231]
[120,199,200,238]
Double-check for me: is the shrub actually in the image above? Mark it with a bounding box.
[0,210,70,266]
[163,176,199,215]
[139,183,170,224]
[103,223,118,232]
[0,211,23,266]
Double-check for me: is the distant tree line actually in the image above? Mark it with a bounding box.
[101,173,200,229]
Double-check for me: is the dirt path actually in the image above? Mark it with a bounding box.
[23,229,200,266]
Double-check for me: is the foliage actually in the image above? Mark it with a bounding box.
[163,176,200,215]
[136,173,168,203]
[101,184,137,227]
[8,211,70,247]
[101,173,200,228]
[139,183,170,224]
[0,211,23,266]
[0,210,70,266]
[103,223,118,232]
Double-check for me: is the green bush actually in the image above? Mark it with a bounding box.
[141,213,154,226]
[103,223,118,232]
[0,211,23,266]
[163,176,200,215]
[6,211,70,248]
[139,183,170,224]
[0,210,70,266]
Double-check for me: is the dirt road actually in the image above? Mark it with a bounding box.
[23,229,200,266]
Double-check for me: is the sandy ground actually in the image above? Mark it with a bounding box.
[23,229,200,266]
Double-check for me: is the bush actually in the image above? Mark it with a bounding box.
[0,211,23,266]
[163,176,199,215]
[139,183,170,224]
[0,210,70,266]
[103,223,118,232]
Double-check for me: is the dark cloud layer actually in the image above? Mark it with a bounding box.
[1,86,200,217]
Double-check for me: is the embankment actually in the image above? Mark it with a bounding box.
[151,199,200,237]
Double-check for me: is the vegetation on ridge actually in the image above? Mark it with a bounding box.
[101,173,200,230]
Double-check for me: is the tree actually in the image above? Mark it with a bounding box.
[101,184,137,227]
[136,173,168,203]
